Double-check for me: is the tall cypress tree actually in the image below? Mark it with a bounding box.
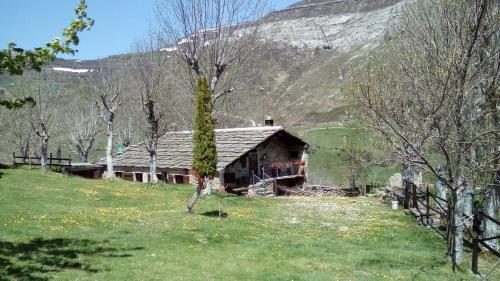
[192,77,217,177]
[187,76,217,212]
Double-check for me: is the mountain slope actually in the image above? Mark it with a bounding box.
[226,0,402,125]
[46,0,401,126]
[260,0,400,50]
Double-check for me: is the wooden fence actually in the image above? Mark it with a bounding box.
[395,180,499,276]
[13,152,72,167]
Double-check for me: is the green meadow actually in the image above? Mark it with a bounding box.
[1,168,497,280]
[289,124,400,187]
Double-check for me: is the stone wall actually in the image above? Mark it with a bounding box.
[222,138,306,188]
[257,139,303,169]
[222,157,250,187]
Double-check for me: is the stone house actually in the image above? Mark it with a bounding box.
[108,125,309,194]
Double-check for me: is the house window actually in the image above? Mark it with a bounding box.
[175,175,184,184]
[122,173,134,181]
[135,173,143,182]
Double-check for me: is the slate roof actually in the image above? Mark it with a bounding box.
[109,126,303,171]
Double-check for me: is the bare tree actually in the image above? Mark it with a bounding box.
[5,106,34,158]
[92,63,122,179]
[128,37,174,183]
[116,116,135,149]
[23,78,62,171]
[346,0,499,269]
[341,133,367,189]
[156,0,267,208]
[156,0,267,107]
[65,98,101,163]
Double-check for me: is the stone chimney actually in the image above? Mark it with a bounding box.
[264,116,274,127]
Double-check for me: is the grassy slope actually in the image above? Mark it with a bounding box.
[0,76,16,93]
[1,168,497,281]
[289,124,399,187]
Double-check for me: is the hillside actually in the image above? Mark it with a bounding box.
[43,0,400,126]
[1,168,495,280]
[288,123,400,186]
[0,0,401,173]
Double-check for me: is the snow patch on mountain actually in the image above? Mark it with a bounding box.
[52,67,93,73]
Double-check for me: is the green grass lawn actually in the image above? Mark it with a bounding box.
[0,168,497,281]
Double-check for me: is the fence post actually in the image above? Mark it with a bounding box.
[12,152,15,165]
[412,183,417,208]
[471,202,480,275]
[49,153,52,167]
[426,186,430,226]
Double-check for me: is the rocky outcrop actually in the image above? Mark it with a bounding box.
[248,0,403,51]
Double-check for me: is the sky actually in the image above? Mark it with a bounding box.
[0,0,298,60]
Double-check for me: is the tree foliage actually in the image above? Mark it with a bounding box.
[192,77,217,178]
[0,97,35,109]
[0,0,94,109]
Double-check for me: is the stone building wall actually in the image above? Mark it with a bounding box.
[257,139,304,169]
[222,138,307,188]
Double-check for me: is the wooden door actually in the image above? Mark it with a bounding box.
[249,152,258,177]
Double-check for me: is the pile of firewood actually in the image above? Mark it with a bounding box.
[277,184,353,196]
[377,187,395,203]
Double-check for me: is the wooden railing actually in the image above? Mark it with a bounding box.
[13,152,72,167]
[398,180,499,276]
[262,168,277,195]
[472,208,500,275]
[262,160,306,178]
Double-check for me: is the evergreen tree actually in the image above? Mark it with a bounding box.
[187,76,217,212]
[192,77,217,178]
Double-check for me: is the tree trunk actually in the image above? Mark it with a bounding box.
[453,197,464,268]
[403,163,421,186]
[40,136,48,171]
[447,188,459,271]
[402,141,422,186]
[450,179,467,269]
[186,179,204,213]
[436,179,448,210]
[203,176,212,195]
[20,141,29,158]
[461,183,474,230]
[78,150,88,163]
[149,151,158,183]
[104,123,115,179]
[483,184,499,251]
